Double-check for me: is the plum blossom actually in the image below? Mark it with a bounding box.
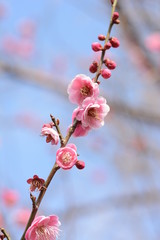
[27,175,45,192]
[74,97,110,129]
[145,32,160,52]
[25,215,61,240]
[2,189,19,207]
[56,144,77,169]
[67,74,99,105]
[41,123,59,145]
[14,208,31,226]
[71,107,91,137]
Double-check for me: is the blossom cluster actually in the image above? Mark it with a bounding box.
[24,5,120,240]
[68,74,110,137]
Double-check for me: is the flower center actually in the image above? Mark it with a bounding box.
[62,152,71,165]
[88,108,101,121]
[80,86,90,96]
[33,180,41,189]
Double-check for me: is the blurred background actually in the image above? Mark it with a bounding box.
[0,0,160,239]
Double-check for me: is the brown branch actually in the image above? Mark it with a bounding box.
[50,114,65,147]
[0,60,159,125]
[61,189,160,222]
[116,1,160,83]
[21,162,60,240]
[0,228,10,240]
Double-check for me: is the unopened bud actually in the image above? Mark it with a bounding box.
[109,37,120,48]
[104,59,116,70]
[91,42,102,52]
[76,160,85,170]
[98,34,106,41]
[104,42,112,50]
[112,12,119,21]
[89,61,98,73]
[101,69,111,79]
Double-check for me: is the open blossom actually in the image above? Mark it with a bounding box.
[71,107,91,137]
[67,74,99,105]
[25,215,61,240]
[75,97,110,129]
[56,144,77,169]
[27,175,45,192]
[41,124,59,145]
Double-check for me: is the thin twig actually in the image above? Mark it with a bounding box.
[50,114,65,147]
[94,0,118,83]
[20,162,60,240]
[0,228,10,240]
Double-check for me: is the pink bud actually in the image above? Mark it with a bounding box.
[112,12,119,21]
[89,61,98,73]
[101,69,111,79]
[110,37,120,48]
[91,42,102,52]
[114,19,120,24]
[76,160,85,170]
[98,34,106,41]
[104,59,116,70]
[104,42,112,50]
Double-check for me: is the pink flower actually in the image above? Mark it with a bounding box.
[25,215,61,240]
[67,74,99,105]
[27,175,45,192]
[41,124,59,145]
[71,108,91,137]
[75,97,110,129]
[14,208,31,226]
[56,144,77,169]
[2,189,19,207]
[145,32,160,52]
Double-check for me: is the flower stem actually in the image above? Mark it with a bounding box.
[20,163,60,240]
[0,228,10,240]
[20,2,118,239]
[94,0,118,83]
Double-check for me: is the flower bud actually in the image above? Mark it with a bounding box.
[76,160,85,170]
[112,12,119,21]
[104,59,116,70]
[101,69,111,79]
[109,37,120,48]
[89,61,98,73]
[91,42,102,52]
[104,42,112,50]
[114,19,120,24]
[98,34,106,41]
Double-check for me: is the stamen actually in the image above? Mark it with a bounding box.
[62,152,71,164]
[80,86,90,96]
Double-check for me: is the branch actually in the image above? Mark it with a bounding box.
[0,228,10,240]
[0,60,159,125]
